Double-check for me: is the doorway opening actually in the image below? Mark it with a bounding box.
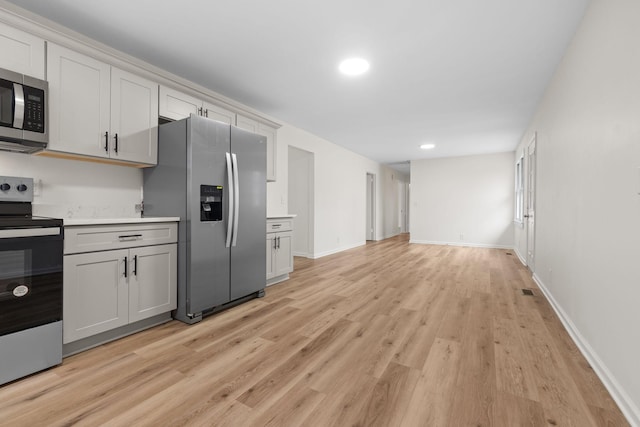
[398,180,410,234]
[366,173,376,241]
[288,146,314,258]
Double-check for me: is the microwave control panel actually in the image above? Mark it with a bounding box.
[22,86,45,133]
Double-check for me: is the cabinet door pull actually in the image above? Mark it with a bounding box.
[118,234,142,241]
[104,131,109,152]
[133,255,138,276]
[198,107,203,116]
[114,133,119,153]
[204,109,209,118]
[123,256,128,278]
[277,236,280,249]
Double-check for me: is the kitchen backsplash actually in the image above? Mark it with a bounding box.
[0,151,143,219]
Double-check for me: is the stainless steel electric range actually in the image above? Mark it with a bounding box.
[0,176,63,386]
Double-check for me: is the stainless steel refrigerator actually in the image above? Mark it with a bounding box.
[143,114,266,324]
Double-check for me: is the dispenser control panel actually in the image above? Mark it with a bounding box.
[200,185,223,221]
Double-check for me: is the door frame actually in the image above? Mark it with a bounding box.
[526,132,537,271]
[287,146,314,258]
[366,172,376,241]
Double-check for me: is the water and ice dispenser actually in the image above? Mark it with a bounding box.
[200,185,223,221]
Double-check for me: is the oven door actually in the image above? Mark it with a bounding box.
[0,226,63,336]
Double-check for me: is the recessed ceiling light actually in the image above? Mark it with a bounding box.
[339,58,370,76]
[420,143,436,150]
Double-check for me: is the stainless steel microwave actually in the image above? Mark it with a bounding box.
[0,67,48,153]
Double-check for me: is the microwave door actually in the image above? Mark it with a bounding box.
[0,79,23,141]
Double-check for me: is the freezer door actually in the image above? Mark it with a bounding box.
[188,115,232,313]
[230,126,267,300]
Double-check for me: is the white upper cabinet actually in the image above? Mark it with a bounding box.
[160,87,278,181]
[258,123,277,182]
[158,86,200,121]
[0,22,45,79]
[46,43,158,165]
[235,114,258,133]
[110,68,158,164]
[202,101,235,125]
[236,114,277,182]
[47,43,111,158]
[159,86,235,124]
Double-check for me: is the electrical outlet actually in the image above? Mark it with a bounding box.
[32,179,42,197]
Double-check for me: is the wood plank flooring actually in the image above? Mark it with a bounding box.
[0,235,628,426]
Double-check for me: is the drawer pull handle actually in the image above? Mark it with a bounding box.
[118,234,142,241]
[272,224,281,228]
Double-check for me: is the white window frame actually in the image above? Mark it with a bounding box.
[514,155,524,225]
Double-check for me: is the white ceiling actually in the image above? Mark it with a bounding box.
[6,0,590,174]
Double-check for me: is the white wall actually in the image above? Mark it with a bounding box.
[268,123,408,258]
[514,0,640,423]
[0,151,142,218]
[410,152,515,248]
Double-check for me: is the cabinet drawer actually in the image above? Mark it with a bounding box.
[267,219,293,233]
[65,223,178,254]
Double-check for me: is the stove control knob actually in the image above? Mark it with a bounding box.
[0,183,10,191]
[17,184,28,192]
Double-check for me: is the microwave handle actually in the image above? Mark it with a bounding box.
[13,83,24,129]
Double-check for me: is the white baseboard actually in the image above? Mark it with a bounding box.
[408,239,513,250]
[513,246,527,266]
[292,251,311,258]
[532,274,640,427]
[311,241,365,259]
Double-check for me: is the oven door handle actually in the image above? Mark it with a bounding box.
[0,227,61,239]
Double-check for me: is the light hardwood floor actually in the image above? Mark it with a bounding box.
[0,235,628,426]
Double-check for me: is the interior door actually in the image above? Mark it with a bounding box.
[229,125,266,300]
[526,134,536,270]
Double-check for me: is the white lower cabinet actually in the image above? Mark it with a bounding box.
[128,244,177,323]
[63,249,129,342]
[63,222,177,344]
[266,218,294,285]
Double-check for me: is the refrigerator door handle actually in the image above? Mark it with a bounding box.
[225,152,234,248]
[231,153,240,247]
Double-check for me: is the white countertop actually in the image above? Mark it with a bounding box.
[64,217,180,226]
[267,214,297,219]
